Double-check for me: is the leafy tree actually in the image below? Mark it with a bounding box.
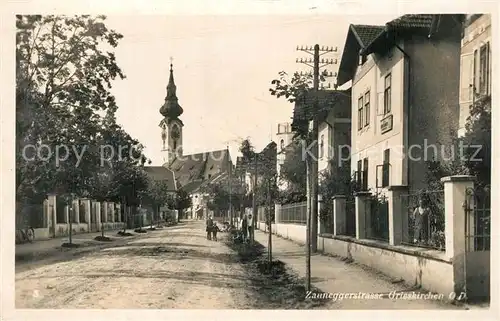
[276,138,307,204]
[175,187,192,222]
[424,94,491,189]
[237,139,277,206]
[141,178,173,226]
[16,14,126,203]
[202,177,245,213]
[461,95,491,186]
[16,14,153,223]
[239,138,256,161]
[317,160,359,222]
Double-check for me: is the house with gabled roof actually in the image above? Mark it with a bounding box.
[337,14,464,193]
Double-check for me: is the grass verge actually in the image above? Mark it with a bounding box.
[226,239,330,309]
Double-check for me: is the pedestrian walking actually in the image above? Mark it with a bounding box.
[212,224,220,241]
[206,216,214,240]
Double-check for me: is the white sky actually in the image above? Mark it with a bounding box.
[105,14,399,165]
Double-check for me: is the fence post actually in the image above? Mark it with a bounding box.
[441,175,475,261]
[274,203,281,224]
[333,195,346,236]
[116,203,121,222]
[95,202,102,231]
[48,194,57,225]
[110,203,116,223]
[81,198,91,230]
[387,185,408,246]
[73,199,80,224]
[355,191,371,239]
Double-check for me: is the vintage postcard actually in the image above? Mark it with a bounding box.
[1,0,498,320]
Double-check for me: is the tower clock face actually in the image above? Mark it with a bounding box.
[171,125,180,140]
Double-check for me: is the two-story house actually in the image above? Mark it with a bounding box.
[337,14,464,193]
[316,90,352,179]
[458,14,492,137]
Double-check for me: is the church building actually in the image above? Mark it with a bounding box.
[156,61,233,219]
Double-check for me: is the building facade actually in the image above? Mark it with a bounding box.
[458,14,492,137]
[316,90,352,178]
[337,14,464,193]
[275,122,295,191]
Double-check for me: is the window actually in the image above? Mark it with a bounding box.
[208,174,212,179]
[319,135,324,158]
[384,73,391,114]
[357,160,362,187]
[364,91,370,127]
[280,139,284,150]
[362,158,369,191]
[357,96,364,130]
[479,42,490,95]
[382,149,390,187]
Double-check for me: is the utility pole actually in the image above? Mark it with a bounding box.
[296,44,338,290]
[251,152,258,244]
[227,145,233,226]
[267,176,273,267]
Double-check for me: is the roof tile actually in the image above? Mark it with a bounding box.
[351,24,385,47]
[142,166,176,191]
[387,14,434,29]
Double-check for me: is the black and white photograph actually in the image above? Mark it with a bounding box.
[1,0,498,319]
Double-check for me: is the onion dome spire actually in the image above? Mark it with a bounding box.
[160,58,184,119]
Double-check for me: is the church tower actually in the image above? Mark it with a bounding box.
[159,59,184,165]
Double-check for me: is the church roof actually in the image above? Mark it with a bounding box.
[165,149,232,193]
[160,63,184,119]
[142,166,176,191]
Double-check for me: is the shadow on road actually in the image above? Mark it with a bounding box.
[96,242,236,265]
[20,269,261,290]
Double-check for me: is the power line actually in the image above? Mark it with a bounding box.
[295,43,339,291]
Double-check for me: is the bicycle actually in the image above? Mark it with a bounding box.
[16,227,35,243]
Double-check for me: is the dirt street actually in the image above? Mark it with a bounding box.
[15,221,257,309]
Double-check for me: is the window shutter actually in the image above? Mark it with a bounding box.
[459,52,474,103]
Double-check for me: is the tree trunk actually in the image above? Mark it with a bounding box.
[123,202,127,233]
[267,179,272,269]
[69,204,73,244]
[150,205,154,229]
